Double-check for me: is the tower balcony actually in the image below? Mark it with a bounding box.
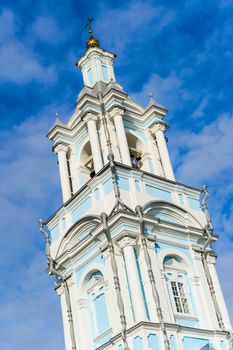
[45,163,207,259]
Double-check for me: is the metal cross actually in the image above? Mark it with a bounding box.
[85,18,93,31]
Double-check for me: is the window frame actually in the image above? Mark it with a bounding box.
[86,275,111,339]
[165,268,194,318]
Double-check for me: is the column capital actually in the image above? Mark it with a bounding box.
[77,298,88,309]
[118,236,137,249]
[192,249,203,260]
[85,112,99,124]
[150,122,168,135]
[206,253,217,265]
[65,272,76,287]
[55,281,66,296]
[109,106,125,118]
[54,143,69,154]
[189,275,201,286]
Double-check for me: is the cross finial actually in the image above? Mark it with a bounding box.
[85,18,93,37]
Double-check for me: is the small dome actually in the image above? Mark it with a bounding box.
[86,36,100,49]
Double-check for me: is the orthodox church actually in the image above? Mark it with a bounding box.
[40,22,232,350]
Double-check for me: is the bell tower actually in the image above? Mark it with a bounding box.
[40,21,232,350]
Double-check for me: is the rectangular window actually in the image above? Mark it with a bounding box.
[171,281,189,314]
[87,67,94,86]
[102,64,109,82]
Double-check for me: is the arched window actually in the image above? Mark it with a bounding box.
[163,255,192,316]
[85,271,110,339]
[80,141,95,181]
[126,132,150,171]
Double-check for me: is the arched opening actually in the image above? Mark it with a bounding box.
[163,254,194,318]
[81,270,111,346]
[126,132,150,171]
[79,141,95,182]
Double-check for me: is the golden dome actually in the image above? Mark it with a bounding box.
[86,36,100,49]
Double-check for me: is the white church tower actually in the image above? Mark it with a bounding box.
[40,21,232,350]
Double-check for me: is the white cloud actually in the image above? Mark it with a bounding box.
[0,105,72,349]
[32,16,63,43]
[170,112,233,185]
[168,112,233,321]
[0,9,56,83]
[191,95,210,119]
[95,1,176,53]
[131,72,191,110]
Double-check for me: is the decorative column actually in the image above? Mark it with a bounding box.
[145,129,164,176]
[56,283,75,350]
[85,113,103,173]
[150,123,175,181]
[188,275,209,327]
[192,250,218,328]
[54,143,72,202]
[206,254,232,329]
[77,298,92,349]
[110,107,131,166]
[118,236,148,322]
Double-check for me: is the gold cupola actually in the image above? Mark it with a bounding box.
[85,18,100,49]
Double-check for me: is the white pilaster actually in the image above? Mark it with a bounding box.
[118,236,148,322]
[54,144,72,202]
[150,123,175,181]
[110,107,131,166]
[192,250,219,329]
[56,283,74,350]
[145,129,164,176]
[85,113,103,173]
[77,299,92,349]
[206,254,232,330]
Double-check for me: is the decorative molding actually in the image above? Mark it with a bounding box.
[189,275,200,286]
[193,250,203,260]
[55,282,66,296]
[77,298,88,309]
[206,254,217,265]
[118,236,137,249]
[109,106,124,119]
[65,272,76,288]
[85,112,99,124]
[54,143,69,154]
[150,122,167,135]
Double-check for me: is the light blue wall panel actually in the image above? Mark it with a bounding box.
[133,336,143,350]
[156,213,181,224]
[182,336,209,350]
[148,333,160,349]
[188,197,201,211]
[102,64,109,81]
[75,254,104,282]
[61,217,66,230]
[103,178,112,195]
[179,193,184,205]
[135,180,141,192]
[220,340,227,350]
[51,225,59,241]
[94,293,109,334]
[87,68,94,86]
[169,335,178,350]
[117,176,130,191]
[176,318,198,327]
[94,188,100,200]
[72,197,91,222]
[145,184,172,201]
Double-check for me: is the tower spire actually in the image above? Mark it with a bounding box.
[85,18,100,49]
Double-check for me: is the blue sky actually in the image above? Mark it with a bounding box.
[0,1,233,349]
